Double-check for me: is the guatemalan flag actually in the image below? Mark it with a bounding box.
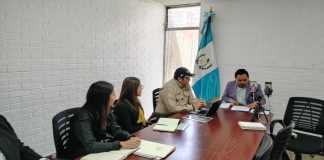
[192,10,220,101]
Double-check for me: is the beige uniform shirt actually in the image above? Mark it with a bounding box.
[155,79,197,115]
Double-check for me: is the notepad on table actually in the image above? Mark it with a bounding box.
[153,118,180,132]
[185,114,213,123]
[80,149,136,160]
[238,121,266,131]
[134,140,176,159]
[249,109,270,115]
[231,105,250,112]
[219,102,231,109]
[177,121,189,130]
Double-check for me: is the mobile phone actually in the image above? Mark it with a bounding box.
[265,82,272,89]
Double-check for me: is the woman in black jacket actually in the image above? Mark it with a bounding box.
[114,77,147,133]
[69,81,140,158]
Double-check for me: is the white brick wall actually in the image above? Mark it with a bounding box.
[0,0,165,155]
[204,0,324,118]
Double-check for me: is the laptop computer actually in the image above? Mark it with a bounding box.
[193,100,221,117]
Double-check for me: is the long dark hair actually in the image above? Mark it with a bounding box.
[83,81,114,130]
[119,77,143,112]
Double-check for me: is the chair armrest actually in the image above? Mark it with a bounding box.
[270,119,285,135]
[147,113,160,125]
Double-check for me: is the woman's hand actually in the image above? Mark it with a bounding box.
[120,137,141,149]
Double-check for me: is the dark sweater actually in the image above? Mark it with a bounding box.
[69,108,131,158]
[0,115,42,160]
[114,99,145,134]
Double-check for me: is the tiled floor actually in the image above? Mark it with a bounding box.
[303,155,324,160]
[288,152,324,160]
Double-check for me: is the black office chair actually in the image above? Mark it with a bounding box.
[152,88,161,112]
[269,121,295,160]
[147,88,162,124]
[279,97,324,160]
[255,122,294,160]
[52,107,80,159]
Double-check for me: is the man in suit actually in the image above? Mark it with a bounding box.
[0,114,48,160]
[222,69,265,108]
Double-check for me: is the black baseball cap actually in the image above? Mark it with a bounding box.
[173,67,195,79]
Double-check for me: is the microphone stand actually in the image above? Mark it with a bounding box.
[251,98,269,124]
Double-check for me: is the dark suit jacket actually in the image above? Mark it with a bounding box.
[113,99,146,134]
[0,115,42,160]
[222,81,266,105]
[68,108,131,158]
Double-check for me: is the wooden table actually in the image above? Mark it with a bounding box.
[127,109,266,160]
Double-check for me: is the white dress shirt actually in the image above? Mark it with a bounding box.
[0,150,6,160]
[236,87,247,105]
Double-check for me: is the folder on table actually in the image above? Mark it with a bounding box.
[185,114,213,123]
[153,118,180,132]
[219,102,231,109]
[231,106,250,112]
[134,140,176,159]
[249,109,270,115]
[80,148,136,160]
[238,121,266,131]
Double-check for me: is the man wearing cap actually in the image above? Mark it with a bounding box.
[155,67,205,116]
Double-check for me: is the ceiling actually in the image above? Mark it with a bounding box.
[153,0,201,6]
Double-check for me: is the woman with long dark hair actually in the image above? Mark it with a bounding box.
[114,77,147,133]
[69,81,140,158]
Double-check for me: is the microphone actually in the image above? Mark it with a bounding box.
[250,81,258,102]
[250,82,270,123]
[264,81,273,97]
[256,95,263,102]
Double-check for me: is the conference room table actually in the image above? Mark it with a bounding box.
[127,108,268,160]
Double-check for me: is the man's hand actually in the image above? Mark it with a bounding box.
[247,102,257,109]
[232,101,240,106]
[194,100,205,109]
[120,137,141,149]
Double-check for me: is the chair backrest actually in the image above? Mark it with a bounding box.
[52,107,80,158]
[270,122,295,160]
[152,88,161,111]
[283,97,324,135]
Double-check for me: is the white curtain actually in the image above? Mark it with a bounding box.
[163,30,199,83]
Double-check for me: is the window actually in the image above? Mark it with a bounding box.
[163,5,201,83]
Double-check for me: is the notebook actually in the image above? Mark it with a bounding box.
[250,109,270,115]
[134,140,176,159]
[185,114,213,123]
[153,118,180,132]
[231,105,251,112]
[219,102,231,109]
[80,140,176,160]
[177,121,189,130]
[80,149,136,160]
[238,121,266,131]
